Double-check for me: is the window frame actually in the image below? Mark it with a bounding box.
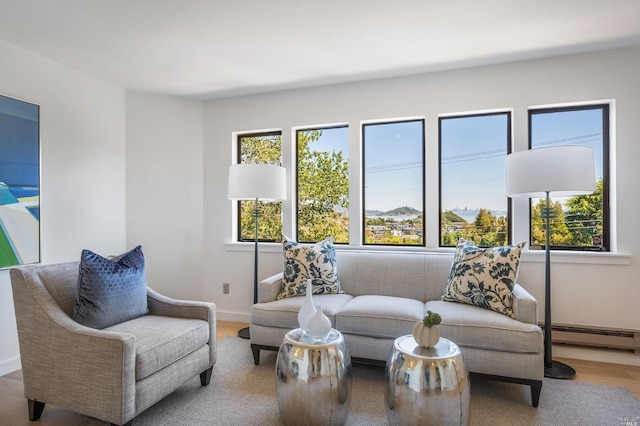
[361,118,426,247]
[236,130,283,243]
[527,103,610,252]
[295,125,350,244]
[438,111,513,247]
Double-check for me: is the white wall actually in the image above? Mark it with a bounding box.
[125,92,204,300]
[0,40,126,375]
[203,46,640,336]
[2,40,638,374]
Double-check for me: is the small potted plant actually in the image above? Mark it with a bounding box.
[413,310,442,348]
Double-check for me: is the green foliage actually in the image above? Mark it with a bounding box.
[531,178,603,248]
[422,310,442,327]
[531,200,571,246]
[564,179,604,246]
[239,134,283,241]
[297,130,350,243]
[364,215,423,245]
[442,210,466,223]
[441,209,506,247]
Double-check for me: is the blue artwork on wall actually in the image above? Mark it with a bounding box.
[0,93,40,268]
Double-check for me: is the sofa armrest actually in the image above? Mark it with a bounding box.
[258,272,283,303]
[512,283,538,325]
[146,287,216,365]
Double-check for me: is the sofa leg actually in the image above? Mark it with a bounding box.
[28,399,45,421]
[111,421,133,426]
[530,381,542,407]
[200,366,213,386]
[252,347,260,365]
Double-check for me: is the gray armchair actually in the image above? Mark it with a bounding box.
[10,261,216,426]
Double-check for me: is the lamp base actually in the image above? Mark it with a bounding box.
[544,360,576,379]
[238,327,250,340]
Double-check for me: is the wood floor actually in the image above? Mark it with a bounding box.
[1,320,638,425]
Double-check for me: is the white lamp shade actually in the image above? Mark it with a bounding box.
[228,164,286,201]
[505,146,596,197]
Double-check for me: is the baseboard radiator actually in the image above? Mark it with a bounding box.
[542,323,640,355]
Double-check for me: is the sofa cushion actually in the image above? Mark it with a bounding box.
[426,300,542,354]
[335,295,425,339]
[73,245,148,329]
[106,314,210,380]
[252,294,353,329]
[278,236,343,299]
[442,238,524,318]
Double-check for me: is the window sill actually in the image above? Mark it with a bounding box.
[521,250,631,265]
[224,242,631,265]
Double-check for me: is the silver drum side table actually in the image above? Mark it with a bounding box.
[385,336,470,426]
[276,328,352,426]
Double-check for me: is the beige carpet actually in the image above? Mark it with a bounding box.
[86,336,640,425]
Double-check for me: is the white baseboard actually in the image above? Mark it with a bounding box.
[216,310,250,323]
[553,343,640,367]
[0,356,21,377]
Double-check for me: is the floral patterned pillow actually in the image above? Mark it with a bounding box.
[278,236,342,300]
[442,238,525,318]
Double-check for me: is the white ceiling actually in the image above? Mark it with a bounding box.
[1,0,640,100]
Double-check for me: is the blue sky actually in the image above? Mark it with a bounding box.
[363,121,423,212]
[303,109,603,214]
[440,114,509,212]
[305,122,424,212]
[531,108,604,180]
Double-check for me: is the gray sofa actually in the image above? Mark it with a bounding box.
[10,261,216,426]
[250,250,544,406]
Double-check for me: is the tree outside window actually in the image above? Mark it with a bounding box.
[296,126,349,243]
[529,105,609,250]
[237,132,282,242]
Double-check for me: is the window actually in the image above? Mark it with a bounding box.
[439,112,511,247]
[529,105,609,251]
[237,131,282,242]
[296,126,349,243]
[362,120,424,246]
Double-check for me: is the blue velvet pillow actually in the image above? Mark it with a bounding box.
[72,245,148,329]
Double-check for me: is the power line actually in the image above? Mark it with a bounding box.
[364,133,602,173]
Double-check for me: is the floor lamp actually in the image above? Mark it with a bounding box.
[228,164,286,340]
[506,146,595,379]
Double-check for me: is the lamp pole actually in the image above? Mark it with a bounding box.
[543,191,553,368]
[542,190,576,379]
[253,198,259,305]
[238,199,260,340]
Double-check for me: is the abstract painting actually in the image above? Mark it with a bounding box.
[0,93,40,268]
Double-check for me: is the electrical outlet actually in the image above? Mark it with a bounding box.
[223,282,230,294]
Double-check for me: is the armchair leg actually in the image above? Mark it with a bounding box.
[28,399,45,421]
[200,366,213,386]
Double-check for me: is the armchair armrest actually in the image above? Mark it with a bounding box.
[258,272,283,303]
[146,287,216,365]
[512,283,538,325]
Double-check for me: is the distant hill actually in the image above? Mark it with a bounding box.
[442,210,467,223]
[365,206,422,217]
[384,206,421,216]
